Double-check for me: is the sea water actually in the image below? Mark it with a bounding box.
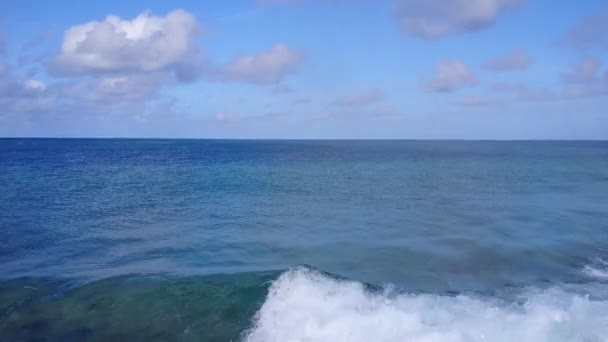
[1,139,607,341]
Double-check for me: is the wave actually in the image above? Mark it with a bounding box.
[3,265,608,341]
[244,266,608,342]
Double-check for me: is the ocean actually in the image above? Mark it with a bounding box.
[1,139,608,341]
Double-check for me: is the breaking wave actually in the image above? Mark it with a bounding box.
[245,267,608,342]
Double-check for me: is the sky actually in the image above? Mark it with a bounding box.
[0,0,607,139]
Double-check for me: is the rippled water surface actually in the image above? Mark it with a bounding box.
[1,139,608,341]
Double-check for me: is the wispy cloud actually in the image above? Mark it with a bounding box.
[291,96,312,105]
[210,44,304,85]
[331,88,385,107]
[561,57,607,98]
[562,57,602,83]
[484,49,532,71]
[564,9,608,50]
[272,84,294,94]
[214,111,237,123]
[394,0,525,39]
[490,82,556,102]
[453,95,507,107]
[422,60,477,92]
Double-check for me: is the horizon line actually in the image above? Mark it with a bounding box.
[1,137,607,142]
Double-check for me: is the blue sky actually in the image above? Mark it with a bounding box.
[0,0,607,138]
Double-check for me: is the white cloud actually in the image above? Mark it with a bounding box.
[1,9,307,134]
[484,49,532,71]
[49,9,203,80]
[394,0,524,39]
[24,79,47,91]
[18,9,205,122]
[422,60,477,93]
[331,88,385,106]
[214,112,235,122]
[213,44,304,84]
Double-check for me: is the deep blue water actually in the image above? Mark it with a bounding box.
[1,139,608,341]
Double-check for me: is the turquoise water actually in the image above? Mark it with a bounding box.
[1,139,608,341]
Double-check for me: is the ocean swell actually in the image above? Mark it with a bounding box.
[245,267,608,342]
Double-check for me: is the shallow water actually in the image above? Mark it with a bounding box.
[1,139,608,341]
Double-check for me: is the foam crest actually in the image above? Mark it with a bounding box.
[584,259,608,281]
[245,267,608,342]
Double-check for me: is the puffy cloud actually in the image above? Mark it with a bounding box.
[4,7,308,135]
[483,49,532,71]
[212,44,304,84]
[564,10,608,50]
[49,9,203,80]
[394,0,524,39]
[422,60,477,93]
[7,8,208,125]
[5,7,307,131]
[331,88,385,106]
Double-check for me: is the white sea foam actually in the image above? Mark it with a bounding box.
[244,267,608,342]
[584,259,608,281]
